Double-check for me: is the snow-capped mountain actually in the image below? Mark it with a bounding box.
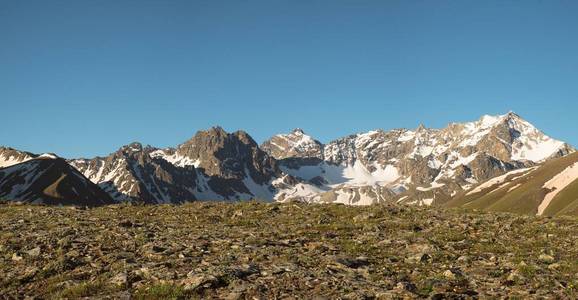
[69,127,306,203]
[0,147,36,168]
[261,128,324,160]
[69,143,199,203]
[148,127,284,201]
[0,112,573,206]
[266,112,574,205]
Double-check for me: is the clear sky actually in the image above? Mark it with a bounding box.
[1,1,577,158]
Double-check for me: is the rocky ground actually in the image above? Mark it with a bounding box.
[1,202,578,299]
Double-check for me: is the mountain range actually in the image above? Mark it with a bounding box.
[1,112,576,215]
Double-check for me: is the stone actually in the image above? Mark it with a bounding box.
[507,271,524,283]
[547,263,561,270]
[335,256,370,269]
[12,253,23,262]
[181,274,219,291]
[353,212,376,222]
[405,253,431,264]
[230,263,260,278]
[538,254,555,264]
[443,270,456,280]
[456,255,470,263]
[395,281,417,292]
[110,273,128,287]
[26,247,41,257]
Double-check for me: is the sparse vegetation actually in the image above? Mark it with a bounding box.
[135,283,187,300]
[1,201,578,298]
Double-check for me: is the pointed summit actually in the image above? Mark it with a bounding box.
[261,129,324,160]
[416,124,427,132]
[467,112,573,162]
[119,142,143,153]
[292,128,305,135]
[503,110,522,121]
[209,125,226,132]
[199,126,228,137]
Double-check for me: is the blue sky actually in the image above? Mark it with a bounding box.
[1,1,577,158]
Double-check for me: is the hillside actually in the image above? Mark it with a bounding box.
[0,155,114,206]
[446,152,578,216]
[1,202,578,299]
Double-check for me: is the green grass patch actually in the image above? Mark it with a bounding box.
[135,283,188,300]
[52,279,108,298]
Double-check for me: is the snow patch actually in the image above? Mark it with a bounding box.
[416,182,445,191]
[537,162,578,215]
[281,161,399,188]
[0,154,33,168]
[467,167,534,195]
[150,150,200,167]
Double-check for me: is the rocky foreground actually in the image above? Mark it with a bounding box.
[1,202,578,299]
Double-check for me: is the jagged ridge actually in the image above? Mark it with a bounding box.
[0,112,574,207]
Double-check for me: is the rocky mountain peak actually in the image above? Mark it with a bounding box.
[0,147,36,168]
[480,112,573,162]
[475,111,524,130]
[231,130,258,146]
[173,127,279,185]
[292,128,305,135]
[261,129,324,160]
[118,142,144,154]
[205,126,228,137]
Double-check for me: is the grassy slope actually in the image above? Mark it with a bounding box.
[445,152,578,216]
[545,178,578,216]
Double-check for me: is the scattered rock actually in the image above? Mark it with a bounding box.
[395,281,417,292]
[335,256,370,269]
[507,271,524,283]
[548,263,561,270]
[443,270,457,280]
[230,263,260,279]
[181,274,219,291]
[119,220,133,227]
[405,253,431,264]
[12,253,23,262]
[456,255,470,263]
[538,254,555,264]
[353,212,375,222]
[26,247,41,257]
[1,202,577,299]
[110,273,128,287]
